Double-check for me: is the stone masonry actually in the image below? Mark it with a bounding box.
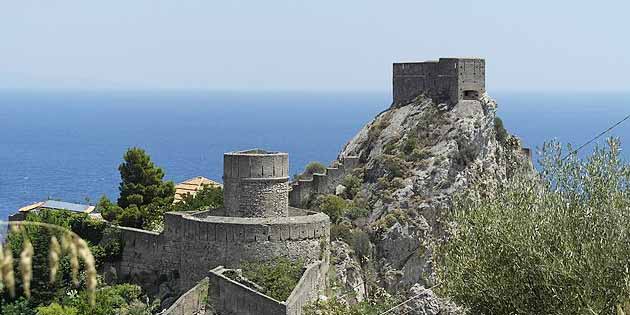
[224,149,289,217]
[393,57,485,105]
[111,149,331,313]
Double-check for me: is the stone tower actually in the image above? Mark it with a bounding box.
[393,57,485,105]
[223,149,290,217]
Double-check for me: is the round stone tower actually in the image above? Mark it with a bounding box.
[223,149,289,217]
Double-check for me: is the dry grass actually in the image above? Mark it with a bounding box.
[0,220,97,306]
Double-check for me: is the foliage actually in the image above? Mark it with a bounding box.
[303,290,400,315]
[1,209,123,310]
[36,303,78,315]
[401,136,418,155]
[241,258,304,302]
[437,138,630,314]
[0,297,37,315]
[296,162,327,180]
[33,284,157,315]
[169,185,223,212]
[381,155,407,179]
[312,195,349,224]
[494,116,508,144]
[103,147,175,229]
[344,207,370,221]
[341,175,361,200]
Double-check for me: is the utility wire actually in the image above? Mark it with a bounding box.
[562,113,630,160]
[378,282,442,315]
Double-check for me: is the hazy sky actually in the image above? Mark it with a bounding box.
[1,0,628,92]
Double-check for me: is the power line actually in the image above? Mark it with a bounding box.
[379,282,442,315]
[562,113,630,160]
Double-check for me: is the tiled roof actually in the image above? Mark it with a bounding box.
[19,200,95,213]
[174,176,222,203]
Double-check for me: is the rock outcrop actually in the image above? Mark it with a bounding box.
[330,93,533,295]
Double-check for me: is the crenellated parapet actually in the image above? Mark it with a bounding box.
[289,155,360,207]
[112,148,331,315]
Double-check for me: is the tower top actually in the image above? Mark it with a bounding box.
[393,57,485,105]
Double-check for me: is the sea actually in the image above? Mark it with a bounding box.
[1,90,630,221]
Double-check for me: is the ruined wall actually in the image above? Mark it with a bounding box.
[162,277,208,315]
[116,210,330,292]
[208,266,287,315]
[224,150,289,217]
[208,261,327,315]
[289,156,359,207]
[393,58,485,105]
[285,261,328,315]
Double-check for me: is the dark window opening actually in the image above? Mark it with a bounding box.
[463,90,479,100]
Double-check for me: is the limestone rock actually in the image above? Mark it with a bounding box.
[330,240,366,304]
[337,93,533,293]
[402,283,465,315]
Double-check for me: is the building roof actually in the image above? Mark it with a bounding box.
[174,176,222,203]
[19,200,95,213]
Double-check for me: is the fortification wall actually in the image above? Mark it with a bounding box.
[286,261,328,315]
[162,277,208,315]
[208,266,287,315]
[116,210,330,292]
[456,58,485,100]
[289,156,359,207]
[224,150,289,217]
[208,261,327,315]
[393,58,485,105]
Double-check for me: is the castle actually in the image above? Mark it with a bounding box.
[393,58,485,105]
[113,149,330,315]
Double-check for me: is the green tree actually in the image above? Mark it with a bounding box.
[169,185,223,212]
[117,147,174,209]
[98,148,175,228]
[437,138,630,314]
[312,195,349,224]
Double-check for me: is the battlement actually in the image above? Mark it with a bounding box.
[393,57,485,105]
[289,156,360,207]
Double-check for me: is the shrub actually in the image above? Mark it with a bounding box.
[37,303,78,315]
[341,175,362,200]
[438,138,630,314]
[381,155,407,179]
[169,185,223,212]
[312,195,349,224]
[401,136,418,155]
[241,258,304,302]
[297,162,327,180]
[330,222,352,242]
[303,290,400,315]
[345,208,370,221]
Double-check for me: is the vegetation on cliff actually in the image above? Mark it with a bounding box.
[438,138,630,314]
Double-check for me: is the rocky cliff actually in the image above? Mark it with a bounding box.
[332,93,533,295]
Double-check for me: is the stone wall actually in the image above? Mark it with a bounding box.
[208,266,287,315]
[115,210,330,295]
[223,150,289,217]
[161,277,208,315]
[208,261,327,315]
[289,156,359,208]
[286,261,328,315]
[393,58,485,105]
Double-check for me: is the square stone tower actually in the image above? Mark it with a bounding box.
[392,57,485,105]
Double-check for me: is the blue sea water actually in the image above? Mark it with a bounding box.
[1,90,630,221]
